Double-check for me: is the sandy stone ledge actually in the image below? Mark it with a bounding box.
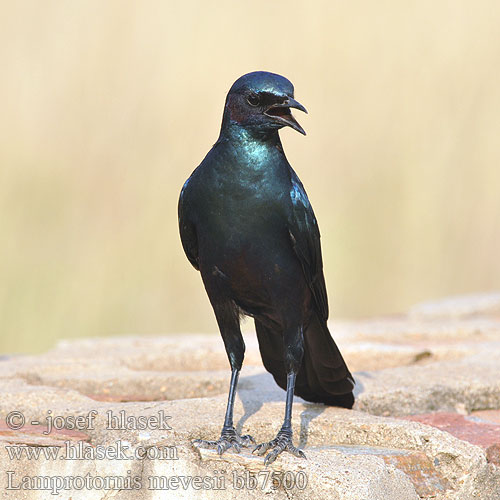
[1,292,500,499]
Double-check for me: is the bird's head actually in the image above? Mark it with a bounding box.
[221,71,307,139]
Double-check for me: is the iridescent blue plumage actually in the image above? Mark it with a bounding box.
[228,71,294,97]
[178,71,354,464]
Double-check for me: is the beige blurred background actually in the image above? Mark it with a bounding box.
[1,1,499,354]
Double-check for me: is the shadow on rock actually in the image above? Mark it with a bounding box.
[236,371,329,448]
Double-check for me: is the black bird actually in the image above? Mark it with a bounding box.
[178,71,354,464]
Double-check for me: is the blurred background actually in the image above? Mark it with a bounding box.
[1,1,499,354]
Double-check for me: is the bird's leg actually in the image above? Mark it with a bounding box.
[253,326,306,465]
[192,300,255,455]
[193,368,255,454]
[253,372,306,464]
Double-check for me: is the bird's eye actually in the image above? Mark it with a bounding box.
[247,93,260,106]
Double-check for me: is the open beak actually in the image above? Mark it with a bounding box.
[264,97,308,135]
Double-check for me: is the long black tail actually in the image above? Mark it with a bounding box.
[255,313,354,409]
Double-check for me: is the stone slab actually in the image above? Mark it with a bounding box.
[2,292,500,499]
[354,351,500,416]
[402,412,500,465]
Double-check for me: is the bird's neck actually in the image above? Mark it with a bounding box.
[219,113,283,150]
[216,124,285,172]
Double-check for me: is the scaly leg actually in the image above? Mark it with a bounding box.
[192,299,254,455]
[253,326,306,465]
[193,368,255,454]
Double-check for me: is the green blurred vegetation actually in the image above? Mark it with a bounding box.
[1,1,499,353]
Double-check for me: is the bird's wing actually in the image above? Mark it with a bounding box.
[178,179,199,270]
[287,170,329,320]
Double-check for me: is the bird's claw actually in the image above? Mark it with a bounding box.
[252,429,306,465]
[192,427,255,456]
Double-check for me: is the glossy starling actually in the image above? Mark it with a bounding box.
[178,71,354,464]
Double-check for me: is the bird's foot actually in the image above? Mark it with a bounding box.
[252,427,306,465]
[192,426,255,456]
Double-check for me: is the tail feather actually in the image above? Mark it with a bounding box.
[254,314,354,409]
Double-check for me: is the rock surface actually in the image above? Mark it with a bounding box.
[1,292,500,499]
